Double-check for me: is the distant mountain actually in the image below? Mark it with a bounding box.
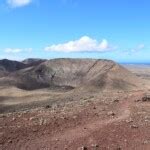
[0,58,47,74]
[22,58,47,66]
[0,58,145,91]
[0,59,26,72]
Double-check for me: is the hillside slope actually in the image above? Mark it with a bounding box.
[0,59,26,72]
[0,58,144,91]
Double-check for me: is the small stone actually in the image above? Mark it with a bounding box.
[130,125,138,129]
[91,144,99,148]
[134,99,141,102]
[126,118,133,123]
[145,120,149,122]
[78,146,87,150]
[107,111,115,116]
[142,95,150,102]
[116,147,122,150]
[12,117,16,121]
[94,113,99,116]
[62,116,67,120]
[73,116,77,119]
[32,128,38,132]
[45,105,50,109]
[93,106,96,109]
[39,118,44,125]
[114,99,119,102]
[29,117,34,121]
[8,140,12,143]
[29,117,38,122]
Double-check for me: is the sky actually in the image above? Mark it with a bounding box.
[0,0,150,63]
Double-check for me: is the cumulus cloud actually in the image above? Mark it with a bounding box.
[45,36,114,52]
[7,0,32,8]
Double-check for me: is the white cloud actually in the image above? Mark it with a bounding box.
[131,44,145,53]
[7,0,32,8]
[45,36,114,52]
[25,48,33,52]
[4,48,32,53]
[123,44,145,55]
[4,48,22,53]
[137,44,145,49]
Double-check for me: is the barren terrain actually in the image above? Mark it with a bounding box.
[0,59,150,150]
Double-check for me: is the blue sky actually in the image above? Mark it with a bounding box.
[0,0,150,63]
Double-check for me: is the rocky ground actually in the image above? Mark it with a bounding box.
[0,60,150,150]
[0,90,150,150]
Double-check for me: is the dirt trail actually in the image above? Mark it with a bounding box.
[51,99,131,142]
[24,93,139,150]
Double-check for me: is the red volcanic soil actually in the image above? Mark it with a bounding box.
[0,91,150,150]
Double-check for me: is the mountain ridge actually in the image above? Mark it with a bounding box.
[0,58,146,91]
